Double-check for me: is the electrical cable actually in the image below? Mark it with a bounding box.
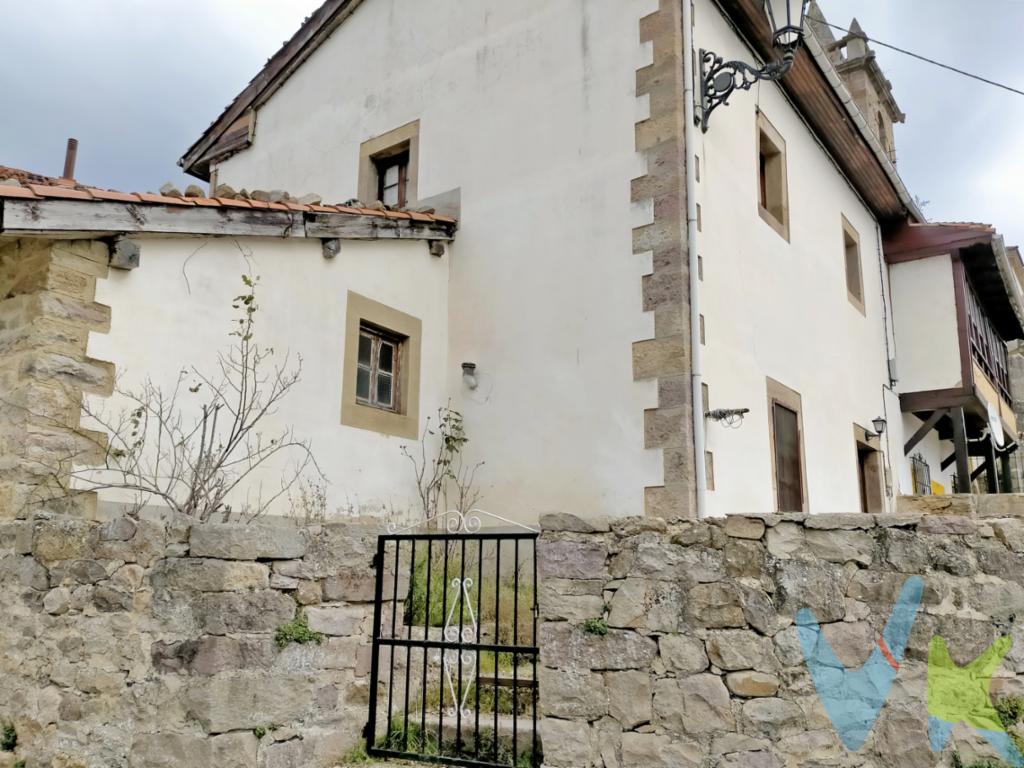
[809,15,1024,98]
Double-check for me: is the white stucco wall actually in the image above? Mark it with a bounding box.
[215,0,662,521]
[889,254,962,392]
[695,0,903,514]
[86,236,448,519]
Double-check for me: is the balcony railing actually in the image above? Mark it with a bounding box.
[966,278,1011,401]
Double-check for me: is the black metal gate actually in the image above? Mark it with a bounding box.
[365,528,541,768]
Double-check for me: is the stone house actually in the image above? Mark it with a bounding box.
[2,0,1023,524]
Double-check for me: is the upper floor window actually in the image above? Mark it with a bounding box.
[756,112,790,241]
[965,277,1011,400]
[842,216,864,313]
[358,121,420,209]
[375,151,410,208]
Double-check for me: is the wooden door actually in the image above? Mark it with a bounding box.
[773,403,803,511]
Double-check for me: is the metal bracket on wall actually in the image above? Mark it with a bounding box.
[698,49,795,132]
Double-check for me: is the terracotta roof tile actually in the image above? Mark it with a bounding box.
[86,188,143,203]
[137,192,193,206]
[215,197,253,208]
[26,184,93,200]
[0,184,40,199]
[0,164,458,229]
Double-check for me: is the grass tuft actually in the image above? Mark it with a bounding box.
[274,609,325,649]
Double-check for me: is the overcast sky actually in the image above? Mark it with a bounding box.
[2,1,1021,245]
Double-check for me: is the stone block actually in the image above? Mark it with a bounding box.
[725,671,780,698]
[605,670,653,729]
[705,630,779,672]
[185,673,314,733]
[741,697,803,737]
[896,494,974,516]
[539,668,608,719]
[620,733,702,768]
[978,494,1024,519]
[189,521,307,560]
[0,553,48,590]
[211,731,259,768]
[686,582,745,628]
[917,514,977,535]
[654,674,734,734]
[33,517,97,564]
[724,539,767,578]
[540,513,610,533]
[128,733,211,768]
[804,529,875,565]
[305,605,365,636]
[151,558,269,592]
[537,537,608,580]
[765,522,803,558]
[659,634,709,675]
[724,516,766,540]
[803,513,874,530]
[772,559,846,622]
[539,622,657,671]
[539,717,594,767]
[194,590,295,634]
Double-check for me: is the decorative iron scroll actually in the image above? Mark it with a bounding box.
[699,49,795,132]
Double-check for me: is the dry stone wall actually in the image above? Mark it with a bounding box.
[537,507,1024,768]
[0,512,393,768]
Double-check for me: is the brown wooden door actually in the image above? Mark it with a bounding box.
[773,403,803,511]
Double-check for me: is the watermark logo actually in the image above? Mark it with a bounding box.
[798,576,1022,765]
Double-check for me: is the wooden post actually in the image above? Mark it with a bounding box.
[987,436,1000,494]
[1000,450,1013,493]
[951,407,971,493]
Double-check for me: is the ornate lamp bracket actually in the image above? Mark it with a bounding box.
[699,49,795,133]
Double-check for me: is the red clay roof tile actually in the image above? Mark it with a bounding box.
[0,184,40,199]
[86,188,143,203]
[26,184,93,200]
[137,192,193,206]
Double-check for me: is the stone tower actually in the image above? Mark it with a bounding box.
[808,2,905,165]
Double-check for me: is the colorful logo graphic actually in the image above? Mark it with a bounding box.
[797,576,922,751]
[797,576,1022,765]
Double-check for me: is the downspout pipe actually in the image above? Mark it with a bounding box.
[682,0,708,518]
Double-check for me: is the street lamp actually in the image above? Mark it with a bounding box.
[872,416,888,436]
[699,0,811,132]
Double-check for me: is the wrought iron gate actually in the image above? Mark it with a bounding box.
[365,511,541,768]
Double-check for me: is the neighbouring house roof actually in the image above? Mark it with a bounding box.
[885,222,1024,341]
[0,166,457,241]
[180,0,364,180]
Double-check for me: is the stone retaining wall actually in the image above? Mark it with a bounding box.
[0,512,392,768]
[537,509,1024,768]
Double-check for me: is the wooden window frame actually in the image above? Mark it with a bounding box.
[341,292,421,439]
[766,377,807,512]
[358,121,420,208]
[756,111,790,242]
[842,215,865,314]
[356,324,403,413]
[374,150,411,208]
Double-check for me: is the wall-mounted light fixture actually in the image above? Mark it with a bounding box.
[461,362,479,390]
[872,416,887,436]
[699,0,811,132]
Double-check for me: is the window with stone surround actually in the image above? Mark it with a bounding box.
[843,216,865,314]
[756,111,789,241]
[341,292,421,439]
[358,121,419,208]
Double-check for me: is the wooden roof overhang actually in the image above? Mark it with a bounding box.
[718,0,914,224]
[180,0,365,181]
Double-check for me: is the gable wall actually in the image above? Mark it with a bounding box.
[216,0,665,522]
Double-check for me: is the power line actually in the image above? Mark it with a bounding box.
[809,15,1024,98]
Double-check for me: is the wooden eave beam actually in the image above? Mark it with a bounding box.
[903,409,948,456]
[718,0,907,222]
[0,200,455,242]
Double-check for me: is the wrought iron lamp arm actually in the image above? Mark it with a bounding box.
[698,49,795,133]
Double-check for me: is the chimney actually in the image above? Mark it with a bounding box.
[62,138,78,180]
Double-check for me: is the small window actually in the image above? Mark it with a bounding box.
[756,112,789,240]
[375,151,410,208]
[843,216,864,313]
[358,121,420,209]
[356,324,403,412]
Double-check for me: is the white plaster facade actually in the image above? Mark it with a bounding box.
[214,0,664,522]
[694,0,904,514]
[86,236,449,519]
